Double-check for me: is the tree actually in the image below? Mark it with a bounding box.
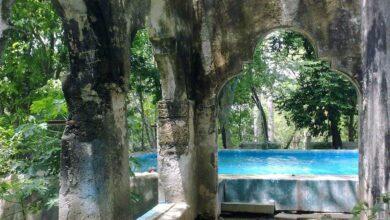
[218,79,239,148]
[275,61,357,149]
[251,86,268,142]
[261,31,358,149]
[128,29,161,150]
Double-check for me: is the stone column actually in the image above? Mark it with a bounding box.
[149,0,197,217]
[360,0,390,219]
[51,1,131,219]
[195,98,219,219]
[157,100,197,218]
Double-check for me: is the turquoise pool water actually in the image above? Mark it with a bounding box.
[132,150,358,175]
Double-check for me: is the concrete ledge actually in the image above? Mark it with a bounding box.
[138,203,189,220]
[275,212,353,220]
[219,174,358,181]
[221,202,275,214]
[131,172,159,219]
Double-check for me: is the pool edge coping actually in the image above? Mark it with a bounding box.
[218,174,358,181]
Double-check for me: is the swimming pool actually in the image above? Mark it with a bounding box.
[132,150,358,175]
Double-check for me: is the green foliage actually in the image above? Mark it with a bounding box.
[128,29,161,150]
[228,104,253,146]
[275,61,357,138]
[130,29,161,104]
[2,122,61,176]
[30,80,68,121]
[352,193,390,220]
[0,82,63,215]
[0,0,66,216]
[0,175,58,218]
[0,0,67,125]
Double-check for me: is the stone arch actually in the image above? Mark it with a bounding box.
[213,28,363,158]
[194,1,363,218]
[196,0,362,102]
[214,27,363,99]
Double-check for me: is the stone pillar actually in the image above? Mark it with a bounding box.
[195,98,219,219]
[52,1,131,219]
[360,0,390,219]
[149,0,197,216]
[157,100,197,218]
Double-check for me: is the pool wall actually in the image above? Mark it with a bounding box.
[130,173,358,218]
[219,175,358,213]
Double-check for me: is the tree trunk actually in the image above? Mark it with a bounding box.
[221,127,228,149]
[52,1,131,219]
[291,134,302,149]
[138,90,152,149]
[330,120,343,149]
[221,122,232,148]
[253,106,260,142]
[285,130,297,149]
[251,87,268,142]
[347,114,355,142]
[267,95,275,142]
[218,80,237,148]
[303,130,312,149]
[238,106,243,143]
[361,0,390,217]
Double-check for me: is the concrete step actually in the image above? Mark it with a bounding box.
[221,202,275,215]
[274,212,353,220]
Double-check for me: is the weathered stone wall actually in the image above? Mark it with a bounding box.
[360,0,390,218]
[194,98,219,219]
[148,1,199,218]
[51,1,132,219]
[194,0,362,96]
[156,100,197,219]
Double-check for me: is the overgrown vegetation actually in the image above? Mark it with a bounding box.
[0,0,158,217]
[0,0,66,217]
[128,29,161,151]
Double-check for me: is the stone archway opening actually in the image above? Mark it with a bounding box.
[215,29,361,216]
[127,28,162,219]
[128,29,161,153]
